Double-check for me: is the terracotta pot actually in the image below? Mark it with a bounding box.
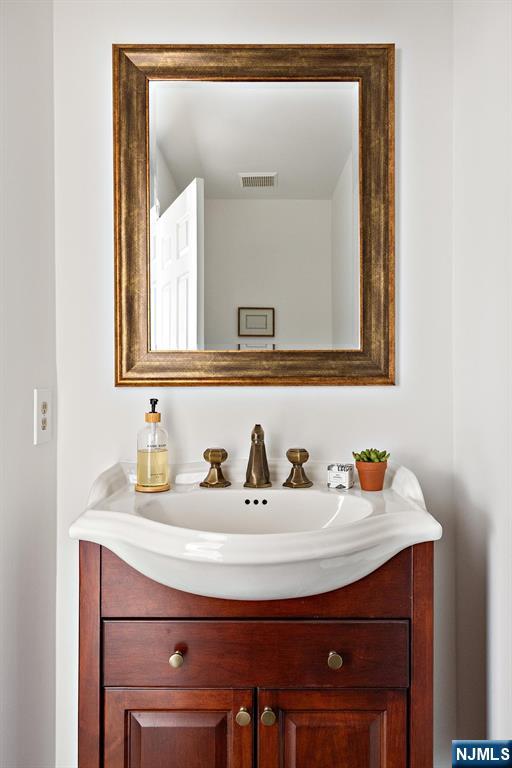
[356,460,387,491]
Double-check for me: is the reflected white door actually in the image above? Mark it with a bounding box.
[151,178,204,350]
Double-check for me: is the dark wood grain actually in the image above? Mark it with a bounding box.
[78,542,101,768]
[113,44,395,386]
[100,546,412,619]
[103,620,409,689]
[104,688,253,768]
[410,542,434,768]
[257,689,406,768]
[79,541,435,766]
[128,711,228,768]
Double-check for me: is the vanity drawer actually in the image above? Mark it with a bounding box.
[103,620,409,689]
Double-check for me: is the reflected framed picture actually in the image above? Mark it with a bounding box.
[238,307,275,337]
[238,342,276,350]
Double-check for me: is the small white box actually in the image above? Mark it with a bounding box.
[327,463,354,490]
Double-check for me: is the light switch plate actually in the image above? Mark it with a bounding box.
[33,388,52,445]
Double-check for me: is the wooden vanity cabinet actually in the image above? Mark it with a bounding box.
[79,542,433,768]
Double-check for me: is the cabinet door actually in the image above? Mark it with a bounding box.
[258,689,406,768]
[104,688,253,768]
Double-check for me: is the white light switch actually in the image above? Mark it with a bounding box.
[33,388,52,445]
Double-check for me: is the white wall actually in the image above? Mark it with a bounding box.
[0,2,56,768]
[155,143,178,214]
[149,91,179,212]
[331,153,359,348]
[204,198,332,349]
[453,0,512,739]
[54,3,456,766]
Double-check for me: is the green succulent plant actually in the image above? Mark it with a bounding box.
[352,448,390,463]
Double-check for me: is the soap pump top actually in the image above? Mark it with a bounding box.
[145,398,161,423]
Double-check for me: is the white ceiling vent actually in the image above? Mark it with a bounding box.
[239,172,278,190]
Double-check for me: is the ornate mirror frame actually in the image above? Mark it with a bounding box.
[114,44,394,386]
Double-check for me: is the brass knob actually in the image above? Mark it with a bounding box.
[327,650,343,670]
[235,707,252,727]
[169,650,184,668]
[260,707,277,726]
[287,447,309,464]
[203,447,228,464]
[200,448,231,488]
[283,447,313,489]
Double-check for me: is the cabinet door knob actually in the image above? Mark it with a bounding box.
[327,650,343,670]
[235,707,252,727]
[169,650,184,668]
[260,707,277,726]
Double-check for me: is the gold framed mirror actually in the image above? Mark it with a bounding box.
[114,44,394,386]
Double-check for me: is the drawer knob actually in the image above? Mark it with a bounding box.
[235,707,252,727]
[169,650,184,668]
[327,650,343,670]
[260,707,277,726]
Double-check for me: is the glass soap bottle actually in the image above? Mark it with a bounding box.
[135,398,170,493]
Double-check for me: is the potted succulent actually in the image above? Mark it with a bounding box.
[352,448,390,491]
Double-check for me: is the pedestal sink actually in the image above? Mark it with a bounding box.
[69,460,442,600]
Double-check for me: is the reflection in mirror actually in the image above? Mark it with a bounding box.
[149,81,360,352]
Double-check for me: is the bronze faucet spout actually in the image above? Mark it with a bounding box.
[244,424,272,488]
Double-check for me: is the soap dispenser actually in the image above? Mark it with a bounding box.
[135,398,170,493]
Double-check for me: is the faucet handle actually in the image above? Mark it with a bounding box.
[283,447,313,489]
[203,448,228,465]
[200,448,231,488]
[286,448,309,465]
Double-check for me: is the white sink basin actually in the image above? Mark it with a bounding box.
[69,460,442,600]
[134,488,372,534]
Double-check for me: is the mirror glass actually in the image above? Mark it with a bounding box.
[149,81,360,352]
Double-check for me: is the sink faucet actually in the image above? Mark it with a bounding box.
[244,424,272,488]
